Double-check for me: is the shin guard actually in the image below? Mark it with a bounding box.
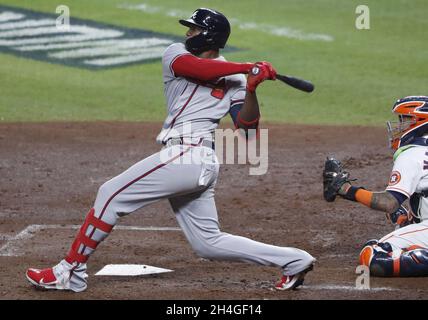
[360,242,428,277]
[399,248,428,276]
[65,208,113,264]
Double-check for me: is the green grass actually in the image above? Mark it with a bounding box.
[0,0,427,125]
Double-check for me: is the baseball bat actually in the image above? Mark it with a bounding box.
[276,74,314,93]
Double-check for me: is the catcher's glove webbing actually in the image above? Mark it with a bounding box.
[323,157,354,202]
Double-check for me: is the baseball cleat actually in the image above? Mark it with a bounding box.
[26,267,64,291]
[26,260,88,292]
[275,264,313,291]
[275,274,305,291]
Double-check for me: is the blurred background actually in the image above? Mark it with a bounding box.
[0,0,426,125]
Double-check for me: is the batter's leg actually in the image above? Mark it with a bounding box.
[169,185,315,287]
[26,145,206,292]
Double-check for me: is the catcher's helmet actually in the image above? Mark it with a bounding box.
[387,96,428,150]
[179,8,230,55]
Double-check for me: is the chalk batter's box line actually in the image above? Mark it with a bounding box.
[0,225,402,293]
[303,284,399,292]
[0,224,181,257]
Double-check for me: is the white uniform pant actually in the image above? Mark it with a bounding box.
[83,144,315,275]
[380,220,428,251]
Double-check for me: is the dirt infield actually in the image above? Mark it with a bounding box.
[1,122,428,300]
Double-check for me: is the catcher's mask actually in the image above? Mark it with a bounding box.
[387,96,428,150]
[179,8,230,55]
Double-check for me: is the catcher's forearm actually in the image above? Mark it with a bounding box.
[370,192,400,212]
[340,184,400,213]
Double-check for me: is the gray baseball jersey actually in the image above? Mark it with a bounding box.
[157,43,246,143]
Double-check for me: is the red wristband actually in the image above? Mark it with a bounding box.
[237,111,260,126]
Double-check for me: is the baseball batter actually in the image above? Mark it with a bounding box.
[26,8,315,292]
[323,96,428,277]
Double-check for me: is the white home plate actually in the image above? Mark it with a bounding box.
[95,264,173,276]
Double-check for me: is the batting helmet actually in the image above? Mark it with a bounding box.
[387,96,428,150]
[179,8,231,55]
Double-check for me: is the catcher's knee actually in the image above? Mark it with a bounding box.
[359,241,394,277]
[359,241,428,277]
[359,239,380,266]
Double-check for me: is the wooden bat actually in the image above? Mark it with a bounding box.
[276,74,314,93]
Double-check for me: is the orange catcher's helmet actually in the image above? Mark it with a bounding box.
[387,96,428,150]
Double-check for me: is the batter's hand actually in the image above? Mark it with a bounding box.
[246,61,277,93]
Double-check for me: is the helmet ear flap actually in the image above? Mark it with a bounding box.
[180,8,230,54]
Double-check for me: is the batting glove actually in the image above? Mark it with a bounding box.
[246,61,277,93]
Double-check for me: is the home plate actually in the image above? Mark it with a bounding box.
[95,264,173,276]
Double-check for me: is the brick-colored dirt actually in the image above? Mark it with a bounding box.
[1,122,427,299]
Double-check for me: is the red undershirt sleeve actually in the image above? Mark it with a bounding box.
[171,54,253,82]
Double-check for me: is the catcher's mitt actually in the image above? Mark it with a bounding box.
[323,157,351,202]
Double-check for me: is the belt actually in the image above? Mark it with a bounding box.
[163,137,215,150]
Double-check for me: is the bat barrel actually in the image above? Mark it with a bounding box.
[277,74,314,93]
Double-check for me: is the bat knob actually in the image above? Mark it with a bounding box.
[251,66,260,75]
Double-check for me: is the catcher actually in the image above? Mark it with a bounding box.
[323,96,428,277]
